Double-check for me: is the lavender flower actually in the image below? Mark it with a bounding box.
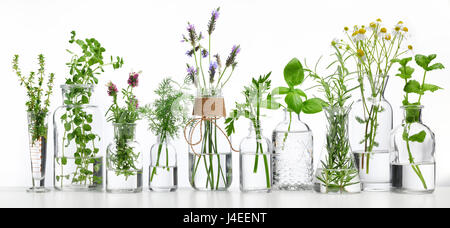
[209,62,218,83]
[208,7,220,35]
[186,49,194,57]
[186,65,198,86]
[226,45,241,67]
[106,81,118,96]
[201,49,209,58]
[127,72,139,87]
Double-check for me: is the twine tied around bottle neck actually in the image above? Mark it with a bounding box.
[183,97,239,157]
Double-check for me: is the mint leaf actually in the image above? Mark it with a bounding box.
[427,63,444,71]
[284,58,304,88]
[396,66,414,79]
[422,83,442,93]
[409,130,426,143]
[404,80,423,94]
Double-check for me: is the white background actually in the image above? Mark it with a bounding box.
[0,0,449,189]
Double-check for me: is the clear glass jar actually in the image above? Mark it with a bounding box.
[349,76,393,191]
[313,107,360,194]
[106,123,143,193]
[390,105,435,193]
[239,121,272,192]
[272,109,313,190]
[26,112,50,193]
[187,90,232,191]
[149,135,177,192]
[53,84,103,191]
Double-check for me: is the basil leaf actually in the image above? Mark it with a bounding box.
[283,58,304,88]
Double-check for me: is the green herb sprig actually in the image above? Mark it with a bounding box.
[140,78,191,181]
[57,31,124,187]
[392,54,444,189]
[225,73,273,188]
[12,54,55,143]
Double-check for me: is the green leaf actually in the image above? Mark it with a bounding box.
[301,98,324,114]
[64,123,71,131]
[271,86,290,95]
[422,83,442,93]
[415,54,429,70]
[285,92,302,114]
[283,58,304,87]
[83,124,92,131]
[409,130,426,143]
[61,157,67,165]
[81,95,89,104]
[427,63,444,71]
[265,93,281,110]
[293,89,307,98]
[403,80,423,94]
[396,66,414,79]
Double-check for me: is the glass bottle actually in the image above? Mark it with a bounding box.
[390,105,435,193]
[240,121,272,192]
[272,109,313,190]
[313,107,360,194]
[187,89,232,191]
[53,84,103,191]
[26,112,50,193]
[149,135,177,192]
[349,76,393,191]
[106,123,143,193]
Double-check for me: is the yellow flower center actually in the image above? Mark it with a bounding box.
[385,34,392,40]
[395,26,401,31]
[408,45,413,50]
[403,27,409,32]
[370,22,376,28]
[359,28,366,34]
[352,31,358,37]
[380,27,387,33]
[376,18,382,22]
[344,26,349,31]
[357,49,365,57]
[398,21,404,24]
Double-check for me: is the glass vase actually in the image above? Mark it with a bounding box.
[187,90,232,191]
[390,105,435,193]
[149,135,177,192]
[106,123,143,193]
[349,76,393,191]
[239,121,272,192]
[26,112,50,193]
[53,84,103,191]
[313,107,360,194]
[272,109,313,190]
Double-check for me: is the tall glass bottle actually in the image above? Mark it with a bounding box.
[26,112,50,193]
[349,76,393,191]
[106,123,143,193]
[53,84,103,191]
[272,109,313,190]
[390,105,435,193]
[313,107,360,194]
[149,136,177,191]
[240,121,272,192]
[187,89,232,191]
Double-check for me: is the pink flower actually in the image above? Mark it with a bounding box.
[127,72,139,87]
[106,81,118,96]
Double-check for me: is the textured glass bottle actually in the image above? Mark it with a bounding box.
[390,105,435,193]
[349,76,393,191]
[149,136,177,192]
[313,107,360,194]
[53,85,103,191]
[240,121,272,192]
[272,109,313,190]
[106,123,143,193]
[187,90,232,191]
[26,112,50,193]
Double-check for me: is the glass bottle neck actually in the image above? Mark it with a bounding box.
[402,106,423,124]
[157,134,172,143]
[361,75,389,99]
[284,109,301,123]
[248,120,263,136]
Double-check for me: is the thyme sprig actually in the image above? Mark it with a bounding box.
[12,54,55,143]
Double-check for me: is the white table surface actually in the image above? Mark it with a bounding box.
[0,187,449,208]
